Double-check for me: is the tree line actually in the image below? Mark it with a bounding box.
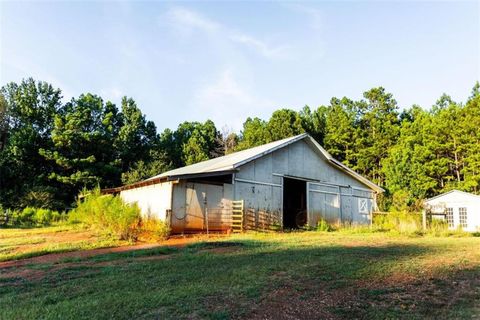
[0,78,479,211]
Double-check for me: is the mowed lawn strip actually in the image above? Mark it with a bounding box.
[0,231,479,319]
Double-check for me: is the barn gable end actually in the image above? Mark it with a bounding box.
[233,139,377,228]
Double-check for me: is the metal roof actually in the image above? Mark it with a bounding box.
[424,189,480,203]
[146,134,308,181]
[105,133,383,193]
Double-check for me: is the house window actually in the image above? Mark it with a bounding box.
[446,207,454,228]
[459,207,468,229]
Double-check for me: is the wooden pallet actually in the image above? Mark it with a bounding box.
[231,200,244,233]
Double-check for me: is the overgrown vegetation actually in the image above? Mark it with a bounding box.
[69,189,170,241]
[373,211,423,233]
[0,206,65,227]
[1,232,479,319]
[1,78,479,212]
[311,213,474,237]
[138,215,171,241]
[69,189,141,241]
[316,219,333,232]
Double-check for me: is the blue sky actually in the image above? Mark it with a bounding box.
[1,1,478,131]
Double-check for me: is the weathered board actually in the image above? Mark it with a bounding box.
[170,181,233,233]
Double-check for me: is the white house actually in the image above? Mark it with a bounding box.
[424,190,480,232]
[104,134,383,233]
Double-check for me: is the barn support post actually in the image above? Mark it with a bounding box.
[205,206,209,236]
[370,209,373,229]
[204,195,209,236]
[422,209,427,231]
[168,183,174,229]
[306,182,311,227]
[338,185,342,225]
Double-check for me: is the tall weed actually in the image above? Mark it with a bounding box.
[373,211,422,234]
[139,214,170,241]
[70,189,141,240]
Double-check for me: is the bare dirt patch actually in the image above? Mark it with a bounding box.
[245,281,349,320]
[0,243,158,269]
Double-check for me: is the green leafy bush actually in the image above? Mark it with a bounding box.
[34,208,62,225]
[18,207,36,226]
[70,189,141,241]
[0,207,64,227]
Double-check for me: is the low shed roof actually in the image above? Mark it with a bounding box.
[424,190,480,203]
[105,134,383,193]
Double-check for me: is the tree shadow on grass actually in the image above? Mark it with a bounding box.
[0,239,478,320]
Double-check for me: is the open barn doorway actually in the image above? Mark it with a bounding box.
[283,177,307,229]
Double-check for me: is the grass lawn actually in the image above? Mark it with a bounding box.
[0,225,123,262]
[0,229,479,319]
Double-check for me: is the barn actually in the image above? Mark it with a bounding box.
[105,133,383,233]
[423,190,480,232]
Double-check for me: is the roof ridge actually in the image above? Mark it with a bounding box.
[146,133,307,181]
[425,189,480,202]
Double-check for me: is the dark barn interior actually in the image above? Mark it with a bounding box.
[282,177,307,228]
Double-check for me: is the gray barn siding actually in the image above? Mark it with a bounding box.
[237,140,369,189]
[234,140,375,227]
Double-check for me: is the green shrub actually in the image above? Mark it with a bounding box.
[0,207,64,227]
[70,189,141,241]
[19,207,36,226]
[34,208,63,225]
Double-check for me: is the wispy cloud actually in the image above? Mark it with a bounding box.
[193,68,275,130]
[283,3,323,31]
[162,5,326,129]
[165,6,288,59]
[229,33,290,59]
[166,6,220,35]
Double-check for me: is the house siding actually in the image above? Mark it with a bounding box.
[425,191,480,232]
